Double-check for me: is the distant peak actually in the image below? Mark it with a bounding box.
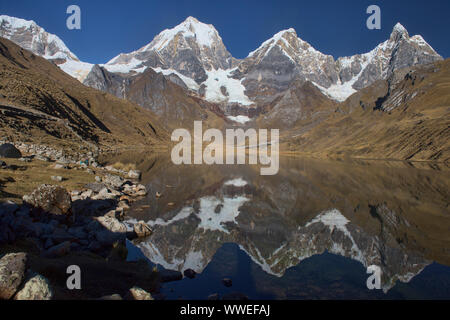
[390,22,409,40]
[0,15,38,29]
[184,16,200,23]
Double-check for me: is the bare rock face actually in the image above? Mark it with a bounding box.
[0,252,27,300]
[14,273,53,300]
[95,216,127,234]
[22,184,72,215]
[234,28,338,105]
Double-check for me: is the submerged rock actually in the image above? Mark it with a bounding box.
[127,170,141,180]
[125,286,153,300]
[133,221,152,238]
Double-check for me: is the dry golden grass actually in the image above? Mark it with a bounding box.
[0,157,98,204]
[111,161,137,172]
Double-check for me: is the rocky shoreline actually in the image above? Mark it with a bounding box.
[0,141,164,300]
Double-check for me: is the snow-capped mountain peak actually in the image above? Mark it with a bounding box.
[391,22,409,40]
[142,16,220,52]
[247,28,297,58]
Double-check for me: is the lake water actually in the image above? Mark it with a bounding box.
[109,153,450,300]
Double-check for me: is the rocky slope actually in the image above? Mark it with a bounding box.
[283,59,450,161]
[83,64,227,130]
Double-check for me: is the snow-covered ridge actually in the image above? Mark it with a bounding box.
[0,15,78,61]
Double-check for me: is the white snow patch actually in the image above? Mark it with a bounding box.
[224,178,248,187]
[197,196,249,234]
[227,115,251,124]
[204,69,253,105]
[152,67,200,91]
[59,60,94,82]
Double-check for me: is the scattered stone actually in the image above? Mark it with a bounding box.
[103,174,124,189]
[19,157,32,163]
[15,273,53,300]
[128,170,141,180]
[125,287,153,300]
[156,192,162,198]
[133,221,152,238]
[0,252,27,300]
[95,176,102,183]
[53,164,67,170]
[35,155,50,162]
[85,183,106,193]
[0,143,22,158]
[51,176,64,182]
[183,269,197,279]
[95,216,127,234]
[80,189,94,199]
[23,185,72,216]
[93,187,117,200]
[222,278,233,288]
[0,160,6,168]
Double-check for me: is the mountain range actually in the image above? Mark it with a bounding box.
[0,14,448,161]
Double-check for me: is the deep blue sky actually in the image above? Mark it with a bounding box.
[1,0,449,64]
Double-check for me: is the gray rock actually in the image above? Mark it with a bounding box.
[14,272,53,300]
[51,176,64,182]
[85,183,106,193]
[125,287,154,300]
[0,143,22,158]
[0,252,27,300]
[127,170,141,180]
[22,184,72,215]
[103,174,124,189]
[95,216,127,234]
[133,221,152,238]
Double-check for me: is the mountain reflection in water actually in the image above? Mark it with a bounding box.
[103,153,450,299]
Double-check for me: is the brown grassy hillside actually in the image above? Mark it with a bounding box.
[284,60,450,162]
[0,37,169,153]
